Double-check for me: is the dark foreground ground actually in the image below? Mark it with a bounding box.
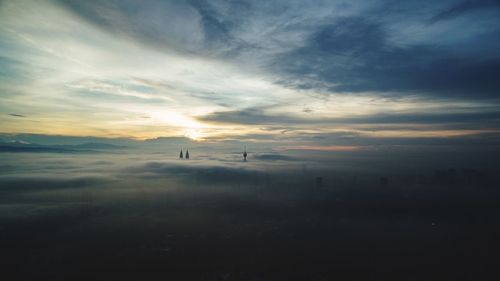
[1,168,500,281]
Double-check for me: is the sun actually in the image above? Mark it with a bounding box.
[184,128,202,141]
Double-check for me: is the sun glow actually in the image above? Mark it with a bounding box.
[149,111,208,140]
[150,111,200,127]
[184,128,202,141]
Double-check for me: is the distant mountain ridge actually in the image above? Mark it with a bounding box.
[53,142,127,150]
[0,141,127,153]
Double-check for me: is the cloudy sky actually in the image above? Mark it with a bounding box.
[1,0,500,149]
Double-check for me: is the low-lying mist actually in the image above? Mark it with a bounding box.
[1,149,500,281]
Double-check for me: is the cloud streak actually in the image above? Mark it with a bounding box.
[8,113,25,118]
[430,0,500,23]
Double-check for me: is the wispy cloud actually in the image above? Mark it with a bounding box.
[8,113,25,118]
[430,0,500,23]
[283,145,361,152]
[0,0,499,145]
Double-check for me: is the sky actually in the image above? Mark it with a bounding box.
[1,0,500,150]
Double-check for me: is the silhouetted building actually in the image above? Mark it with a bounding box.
[434,169,456,185]
[264,172,270,188]
[462,169,483,184]
[379,177,389,187]
[416,174,427,185]
[315,176,323,190]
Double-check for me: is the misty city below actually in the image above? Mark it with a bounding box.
[1,134,500,280]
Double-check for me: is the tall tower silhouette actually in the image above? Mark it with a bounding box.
[185,149,190,159]
[179,149,183,159]
[243,146,247,162]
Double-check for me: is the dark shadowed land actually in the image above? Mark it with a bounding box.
[1,147,500,281]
